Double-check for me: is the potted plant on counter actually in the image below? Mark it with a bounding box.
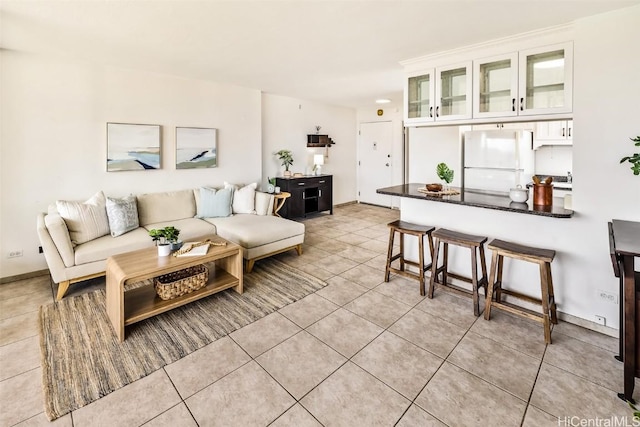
[164,226,182,251]
[275,149,294,177]
[149,226,181,256]
[620,136,640,175]
[437,162,455,191]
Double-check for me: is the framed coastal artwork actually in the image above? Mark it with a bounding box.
[175,127,217,169]
[106,123,161,172]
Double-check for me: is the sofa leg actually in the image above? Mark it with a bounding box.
[246,259,255,273]
[56,281,70,301]
[295,244,303,256]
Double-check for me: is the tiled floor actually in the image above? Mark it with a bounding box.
[0,203,636,426]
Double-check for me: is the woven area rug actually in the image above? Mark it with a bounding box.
[39,260,326,421]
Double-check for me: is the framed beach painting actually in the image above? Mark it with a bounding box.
[176,127,217,169]
[106,123,161,172]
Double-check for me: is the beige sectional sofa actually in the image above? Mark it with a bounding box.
[37,187,305,300]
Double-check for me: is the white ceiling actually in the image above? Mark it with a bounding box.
[2,0,638,109]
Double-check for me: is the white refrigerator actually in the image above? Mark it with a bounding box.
[463,130,534,194]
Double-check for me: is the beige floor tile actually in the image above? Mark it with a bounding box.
[306,308,383,358]
[279,293,339,328]
[415,291,480,329]
[229,311,301,358]
[448,332,541,400]
[416,362,527,427]
[0,288,53,321]
[257,331,346,399]
[294,263,335,281]
[313,239,352,253]
[339,264,386,289]
[312,254,359,275]
[14,412,73,426]
[165,336,251,398]
[352,331,443,400]
[270,404,322,427]
[317,228,348,239]
[337,246,379,263]
[374,276,426,306]
[315,276,368,306]
[530,363,629,419]
[471,309,547,359]
[304,233,330,246]
[357,239,389,254]
[301,362,409,426]
[186,361,294,426]
[143,403,197,427]
[0,335,41,381]
[544,332,621,392]
[0,275,51,300]
[0,368,44,426]
[72,370,181,427]
[364,254,388,271]
[552,321,618,353]
[396,404,446,427]
[335,233,371,246]
[522,405,559,427]
[344,290,411,328]
[388,308,466,358]
[0,311,40,347]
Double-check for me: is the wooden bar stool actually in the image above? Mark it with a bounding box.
[428,228,488,316]
[384,220,436,296]
[483,239,557,344]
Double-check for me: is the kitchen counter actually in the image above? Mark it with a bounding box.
[377,183,574,218]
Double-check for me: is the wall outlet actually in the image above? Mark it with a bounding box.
[8,250,23,258]
[597,289,619,304]
[595,315,606,326]
[39,246,43,254]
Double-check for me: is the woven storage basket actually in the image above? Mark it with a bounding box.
[154,264,208,301]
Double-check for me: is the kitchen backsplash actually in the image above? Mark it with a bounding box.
[534,145,573,177]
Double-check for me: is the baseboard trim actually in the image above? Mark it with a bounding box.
[1,269,50,284]
[334,200,358,208]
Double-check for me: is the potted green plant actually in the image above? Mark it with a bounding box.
[267,177,276,193]
[163,226,182,251]
[436,162,454,191]
[275,149,294,177]
[620,136,640,175]
[148,226,181,255]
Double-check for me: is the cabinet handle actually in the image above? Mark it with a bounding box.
[319,190,322,197]
[302,191,305,198]
[298,182,305,186]
[512,98,516,112]
[435,106,439,117]
[519,97,524,111]
[562,127,565,137]
[429,106,433,118]
[319,180,325,183]
[568,127,571,137]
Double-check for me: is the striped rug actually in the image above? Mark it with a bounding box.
[39,260,326,421]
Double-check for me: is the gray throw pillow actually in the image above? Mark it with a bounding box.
[197,187,232,218]
[106,195,139,237]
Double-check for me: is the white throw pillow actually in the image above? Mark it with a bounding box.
[56,191,110,244]
[224,182,257,214]
[106,195,139,237]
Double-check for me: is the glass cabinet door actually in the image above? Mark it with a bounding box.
[436,62,472,121]
[473,53,518,118]
[407,72,433,120]
[518,42,573,115]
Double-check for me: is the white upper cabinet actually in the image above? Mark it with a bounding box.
[473,52,519,119]
[405,62,472,124]
[534,119,573,148]
[518,42,573,115]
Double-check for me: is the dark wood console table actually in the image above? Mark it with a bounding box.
[275,175,333,219]
[610,219,640,402]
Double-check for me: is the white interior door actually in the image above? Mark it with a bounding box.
[358,121,393,207]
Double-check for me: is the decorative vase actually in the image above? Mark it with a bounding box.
[169,241,183,251]
[283,170,292,177]
[157,243,171,257]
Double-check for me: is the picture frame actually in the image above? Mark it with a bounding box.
[175,127,218,169]
[106,123,161,172]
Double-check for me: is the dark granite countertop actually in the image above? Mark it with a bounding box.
[377,184,574,218]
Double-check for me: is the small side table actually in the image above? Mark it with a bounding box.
[273,192,291,217]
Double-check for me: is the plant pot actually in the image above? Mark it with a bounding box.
[283,170,292,177]
[157,243,171,257]
[169,241,183,251]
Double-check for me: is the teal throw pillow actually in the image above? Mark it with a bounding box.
[197,187,232,218]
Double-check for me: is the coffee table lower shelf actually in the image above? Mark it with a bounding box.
[124,266,239,325]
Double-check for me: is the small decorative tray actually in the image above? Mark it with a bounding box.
[417,187,461,196]
[154,264,208,301]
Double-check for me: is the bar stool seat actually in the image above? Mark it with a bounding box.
[384,220,436,296]
[484,238,558,344]
[428,228,488,316]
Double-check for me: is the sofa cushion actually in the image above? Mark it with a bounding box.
[143,218,216,242]
[137,190,196,226]
[56,191,110,245]
[206,214,304,249]
[224,182,257,214]
[196,187,233,218]
[106,195,139,237]
[74,228,154,265]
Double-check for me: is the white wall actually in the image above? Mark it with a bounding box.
[261,94,357,205]
[0,51,262,277]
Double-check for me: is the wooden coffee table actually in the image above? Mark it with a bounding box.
[106,235,242,341]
